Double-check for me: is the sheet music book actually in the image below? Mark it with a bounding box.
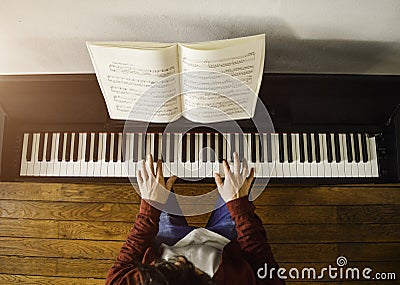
[87,34,265,123]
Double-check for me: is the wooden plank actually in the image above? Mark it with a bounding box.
[1,182,399,205]
[0,200,337,224]
[0,237,122,259]
[339,243,400,262]
[0,256,112,278]
[338,205,400,224]
[271,244,338,262]
[0,218,58,238]
[0,274,104,285]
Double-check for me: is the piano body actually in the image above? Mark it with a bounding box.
[0,73,399,184]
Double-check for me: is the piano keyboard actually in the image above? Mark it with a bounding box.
[20,132,379,178]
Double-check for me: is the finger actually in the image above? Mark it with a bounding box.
[137,170,143,184]
[147,154,155,176]
[248,167,255,183]
[233,152,240,175]
[166,175,177,190]
[156,160,163,181]
[214,173,223,188]
[140,160,148,180]
[242,158,249,176]
[223,160,230,175]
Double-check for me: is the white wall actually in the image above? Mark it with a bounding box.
[1,0,399,74]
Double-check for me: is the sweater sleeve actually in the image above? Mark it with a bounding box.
[105,199,161,285]
[226,196,285,285]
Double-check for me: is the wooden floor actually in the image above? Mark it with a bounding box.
[0,182,399,284]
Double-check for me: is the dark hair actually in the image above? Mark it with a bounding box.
[134,255,216,285]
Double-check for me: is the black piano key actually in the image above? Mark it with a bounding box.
[169,134,175,162]
[361,134,369,162]
[73,133,79,162]
[307,133,313,163]
[141,134,146,159]
[287,134,293,163]
[26,133,33,161]
[267,133,272,163]
[113,133,119,162]
[238,133,244,161]
[181,133,187,162]
[154,133,159,161]
[218,133,224,163]
[202,134,208,162]
[314,134,321,163]
[121,133,126,162]
[105,133,111,162]
[210,133,216,162]
[334,134,341,162]
[38,132,45,161]
[45,133,52,162]
[346,134,353,163]
[132,134,138,162]
[93,133,99,162]
[326,133,333,163]
[230,134,235,160]
[353,133,361,163]
[65,133,72,162]
[258,134,264,163]
[162,133,167,162]
[278,133,284,163]
[251,133,256,163]
[58,133,64,162]
[85,133,91,162]
[299,133,305,163]
[190,133,195,163]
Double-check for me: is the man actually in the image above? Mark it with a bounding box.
[106,152,284,284]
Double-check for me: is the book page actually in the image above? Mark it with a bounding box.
[178,34,265,123]
[87,43,181,123]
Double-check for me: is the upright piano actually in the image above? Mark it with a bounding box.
[1,73,399,184]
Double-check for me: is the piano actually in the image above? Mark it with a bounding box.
[1,73,399,183]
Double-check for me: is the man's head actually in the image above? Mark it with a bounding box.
[135,255,215,285]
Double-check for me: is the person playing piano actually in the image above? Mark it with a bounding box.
[105,152,284,285]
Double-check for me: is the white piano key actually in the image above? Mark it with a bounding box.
[20,133,29,176]
[163,133,171,177]
[294,134,304,177]
[330,134,339,177]
[126,133,135,177]
[114,133,123,177]
[93,133,102,177]
[137,133,143,162]
[205,133,213,177]
[369,136,379,177]
[310,134,318,177]
[100,133,108,177]
[46,133,57,176]
[184,134,192,178]
[193,133,199,178]
[79,133,88,177]
[254,134,262,177]
[342,134,352,178]
[337,134,346,177]
[289,133,297,177]
[350,134,359,177]
[317,134,325,177]
[364,134,373,177]
[53,133,61,176]
[177,133,185,177]
[322,134,331,177]
[261,134,270,177]
[198,133,206,177]
[170,133,179,176]
[226,133,231,162]
[303,134,311,177]
[72,133,82,176]
[59,133,68,177]
[273,134,283,177]
[39,133,48,176]
[282,133,290,177]
[66,133,75,176]
[150,133,156,170]
[357,133,366,177]
[108,133,116,177]
[158,133,163,161]
[87,133,95,177]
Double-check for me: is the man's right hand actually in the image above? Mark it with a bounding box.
[214,152,255,202]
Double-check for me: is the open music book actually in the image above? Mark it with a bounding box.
[87,34,265,123]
